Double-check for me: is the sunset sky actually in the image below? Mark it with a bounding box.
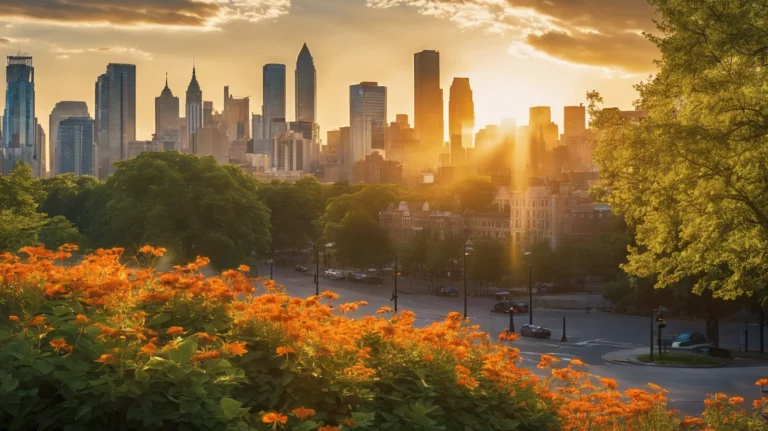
[0,0,658,141]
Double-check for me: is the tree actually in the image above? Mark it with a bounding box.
[333,211,393,268]
[256,180,318,258]
[470,237,509,285]
[590,0,768,300]
[0,162,44,215]
[103,152,271,269]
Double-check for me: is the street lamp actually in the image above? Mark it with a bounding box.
[393,254,399,313]
[267,259,274,280]
[313,237,333,296]
[524,251,532,325]
[463,239,473,320]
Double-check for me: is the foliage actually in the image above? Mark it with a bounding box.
[102,152,271,269]
[0,246,765,430]
[469,237,509,284]
[333,211,393,268]
[256,180,319,255]
[590,0,768,300]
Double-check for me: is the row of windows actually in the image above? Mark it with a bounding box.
[466,219,510,229]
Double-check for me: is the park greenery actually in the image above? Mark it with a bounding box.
[0,245,766,430]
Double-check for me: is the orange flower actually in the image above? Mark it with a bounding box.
[191,351,222,362]
[237,264,250,272]
[8,315,19,322]
[648,383,664,392]
[319,426,340,431]
[74,314,89,325]
[752,397,767,409]
[166,326,184,336]
[49,338,69,353]
[600,378,618,390]
[196,332,218,344]
[728,396,744,405]
[320,290,339,300]
[224,341,248,356]
[261,412,288,430]
[537,354,559,369]
[376,306,392,314]
[276,346,295,357]
[140,343,158,356]
[682,416,703,426]
[290,407,316,420]
[498,329,519,341]
[756,378,768,387]
[342,418,355,427]
[27,315,45,327]
[94,354,116,365]
[569,359,587,367]
[138,245,166,257]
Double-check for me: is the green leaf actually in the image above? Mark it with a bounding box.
[281,371,294,386]
[75,404,92,421]
[220,397,242,420]
[33,359,55,375]
[52,306,72,316]
[290,421,318,431]
[168,339,198,364]
[149,312,172,326]
[1,376,18,392]
[180,399,201,414]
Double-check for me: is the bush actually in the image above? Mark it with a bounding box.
[0,245,766,430]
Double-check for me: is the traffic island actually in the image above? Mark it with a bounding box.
[601,347,732,368]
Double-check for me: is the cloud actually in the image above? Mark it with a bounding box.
[53,45,154,60]
[0,0,290,29]
[367,0,658,73]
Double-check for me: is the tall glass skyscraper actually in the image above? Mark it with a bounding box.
[3,55,36,176]
[94,63,136,179]
[49,101,89,177]
[263,64,286,140]
[414,50,444,153]
[449,78,474,165]
[295,44,316,124]
[349,82,387,164]
[185,67,203,153]
[57,117,94,176]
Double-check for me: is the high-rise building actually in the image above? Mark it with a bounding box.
[224,93,250,141]
[273,131,310,172]
[94,63,136,179]
[414,50,444,155]
[3,55,36,175]
[263,64,286,139]
[203,101,214,127]
[49,101,89,177]
[186,66,203,153]
[252,114,264,140]
[295,43,316,124]
[35,122,45,177]
[564,105,586,138]
[448,77,474,165]
[57,117,94,176]
[350,82,387,163]
[155,75,179,144]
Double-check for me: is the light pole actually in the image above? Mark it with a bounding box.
[524,251,532,325]
[268,259,274,280]
[463,239,473,320]
[393,254,399,313]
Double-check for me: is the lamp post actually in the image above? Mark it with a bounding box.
[524,251,532,325]
[393,254,399,313]
[313,237,331,296]
[463,239,473,320]
[268,259,274,280]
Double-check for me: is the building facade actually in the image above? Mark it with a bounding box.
[295,44,316,124]
[155,76,179,145]
[448,78,474,166]
[273,131,310,172]
[3,55,36,176]
[185,67,203,155]
[414,50,443,158]
[350,82,386,164]
[352,151,402,185]
[263,64,286,140]
[95,63,136,179]
[57,117,94,176]
[49,101,89,177]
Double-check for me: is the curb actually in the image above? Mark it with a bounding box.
[601,354,731,368]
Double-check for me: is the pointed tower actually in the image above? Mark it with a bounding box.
[185,65,203,152]
[295,43,316,124]
[155,72,180,145]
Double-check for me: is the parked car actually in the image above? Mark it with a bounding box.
[437,286,459,297]
[347,272,365,282]
[327,270,345,280]
[520,324,552,339]
[692,345,732,359]
[494,291,511,301]
[512,302,529,313]
[295,265,308,273]
[670,332,709,348]
[492,301,513,313]
[364,276,383,285]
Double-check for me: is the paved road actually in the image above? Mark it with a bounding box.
[263,266,768,415]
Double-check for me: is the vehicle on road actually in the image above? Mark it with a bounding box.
[295,265,308,273]
[346,272,366,282]
[494,291,511,301]
[492,301,514,313]
[519,324,552,339]
[512,302,529,313]
[669,332,710,349]
[364,276,383,285]
[327,270,345,280]
[692,345,732,359]
[437,286,459,297]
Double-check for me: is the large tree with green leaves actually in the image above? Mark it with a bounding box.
[256,180,319,256]
[333,211,393,268]
[590,0,768,300]
[103,152,271,269]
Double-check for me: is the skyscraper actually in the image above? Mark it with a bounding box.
[57,117,94,176]
[155,74,180,144]
[528,106,552,175]
[3,55,36,176]
[94,63,136,179]
[349,82,387,163]
[49,101,89,177]
[448,77,474,165]
[224,92,250,141]
[263,64,286,140]
[564,105,586,137]
[186,66,203,153]
[295,44,316,124]
[414,50,444,155]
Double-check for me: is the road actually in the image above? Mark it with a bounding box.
[262,265,768,416]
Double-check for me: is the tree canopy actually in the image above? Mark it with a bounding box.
[590,0,768,300]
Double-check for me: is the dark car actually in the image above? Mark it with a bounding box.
[692,345,732,359]
[520,324,551,339]
[364,276,383,285]
[295,265,308,273]
[437,286,459,297]
[670,332,709,348]
[347,272,365,282]
[512,302,529,313]
[492,301,513,313]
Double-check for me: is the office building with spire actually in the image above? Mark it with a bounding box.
[155,74,180,147]
[295,44,316,124]
[448,77,474,166]
[94,63,136,179]
[186,66,203,153]
[2,55,36,176]
[49,101,89,177]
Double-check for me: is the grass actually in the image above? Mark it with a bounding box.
[636,352,724,366]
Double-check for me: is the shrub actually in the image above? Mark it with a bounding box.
[0,245,765,430]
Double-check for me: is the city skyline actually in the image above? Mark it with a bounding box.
[0,0,655,141]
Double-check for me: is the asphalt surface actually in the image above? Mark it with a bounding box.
[263,265,768,416]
